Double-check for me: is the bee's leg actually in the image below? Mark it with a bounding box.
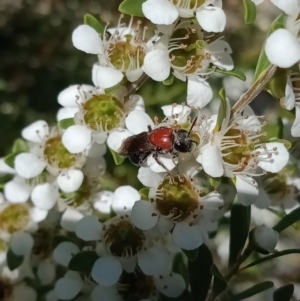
[147,125,152,131]
[129,151,151,166]
[153,152,169,171]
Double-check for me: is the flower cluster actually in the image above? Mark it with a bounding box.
[1,1,300,301]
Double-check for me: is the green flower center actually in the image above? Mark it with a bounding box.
[222,129,255,169]
[44,136,77,169]
[83,94,124,131]
[155,176,199,222]
[107,35,146,71]
[118,269,154,301]
[104,219,145,257]
[60,175,92,207]
[170,28,207,74]
[0,204,29,233]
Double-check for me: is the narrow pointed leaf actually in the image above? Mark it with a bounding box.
[7,249,24,271]
[242,0,256,24]
[68,251,99,272]
[267,68,287,99]
[214,88,227,133]
[211,264,227,297]
[139,187,150,199]
[241,249,300,270]
[163,74,174,85]
[253,14,286,83]
[58,118,75,130]
[12,138,29,153]
[273,207,300,232]
[182,248,199,262]
[118,0,146,17]
[229,205,251,266]
[4,152,22,168]
[84,14,105,35]
[273,284,294,301]
[214,68,246,81]
[109,147,125,165]
[188,244,213,301]
[232,281,274,301]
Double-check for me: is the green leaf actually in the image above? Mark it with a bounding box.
[182,248,199,262]
[210,177,221,188]
[253,14,286,83]
[214,68,246,81]
[118,0,146,17]
[163,74,174,85]
[267,68,287,99]
[58,118,75,130]
[4,152,21,168]
[139,187,150,199]
[273,284,294,301]
[7,249,24,271]
[242,249,300,270]
[68,251,99,272]
[12,138,29,153]
[229,205,251,267]
[242,0,256,24]
[277,117,284,139]
[232,281,274,301]
[84,14,105,34]
[188,244,213,301]
[214,88,227,133]
[109,147,125,165]
[273,207,300,232]
[211,264,227,297]
[173,253,189,285]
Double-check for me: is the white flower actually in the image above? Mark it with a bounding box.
[58,84,145,149]
[252,225,279,253]
[251,0,299,16]
[196,101,289,206]
[132,167,224,250]
[143,21,233,108]
[72,18,163,84]
[142,0,226,33]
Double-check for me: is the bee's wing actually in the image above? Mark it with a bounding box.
[119,131,155,156]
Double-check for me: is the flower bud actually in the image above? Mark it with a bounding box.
[249,225,279,254]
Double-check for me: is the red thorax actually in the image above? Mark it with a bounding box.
[149,128,173,150]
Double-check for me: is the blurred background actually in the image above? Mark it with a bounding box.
[1,1,300,300]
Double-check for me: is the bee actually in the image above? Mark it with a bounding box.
[119,119,198,169]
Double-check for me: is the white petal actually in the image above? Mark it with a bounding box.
[10,232,34,256]
[107,129,132,153]
[285,76,295,110]
[93,191,114,214]
[157,217,174,233]
[142,0,179,25]
[0,158,15,174]
[255,188,271,209]
[271,0,298,15]
[91,285,120,301]
[75,216,102,241]
[38,259,56,285]
[131,200,158,230]
[14,153,46,179]
[112,185,140,214]
[172,223,203,250]
[58,85,96,107]
[91,256,122,286]
[92,64,124,89]
[93,132,108,144]
[161,105,191,123]
[138,247,170,275]
[201,145,224,177]
[4,179,31,203]
[22,120,48,143]
[212,53,234,71]
[72,24,103,54]
[155,273,185,298]
[201,192,224,222]
[31,183,58,210]
[242,106,261,132]
[265,29,300,68]
[253,225,279,252]
[187,78,213,108]
[251,0,264,3]
[56,107,79,121]
[291,105,300,137]
[236,175,258,206]
[53,242,80,267]
[126,68,144,82]
[196,7,226,33]
[60,207,84,232]
[46,290,58,301]
[119,257,137,273]
[143,49,171,81]
[30,207,48,223]
[57,169,84,193]
[54,275,83,300]
[148,155,176,173]
[206,40,232,55]
[138,167,163,187]
[87,142,107,158]
[257,142,289,173]
[126,111,154,134]
[62,125,92,154]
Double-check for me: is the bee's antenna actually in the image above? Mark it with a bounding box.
[188,117,198,136]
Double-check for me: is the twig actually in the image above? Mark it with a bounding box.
[124,72,149,101]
